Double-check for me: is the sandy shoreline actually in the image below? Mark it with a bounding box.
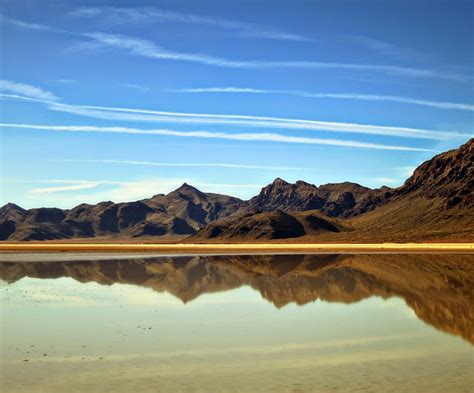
[0,243,473,254]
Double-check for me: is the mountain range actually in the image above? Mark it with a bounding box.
[1,138,472,242]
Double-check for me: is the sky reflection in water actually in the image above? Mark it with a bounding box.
[1,253,473,393]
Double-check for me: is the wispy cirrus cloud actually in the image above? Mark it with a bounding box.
[51,102,471,141]
[375,177,400,185]
[170,87,474,112]
[1,87,471,141]
[119,83,150,92]
[0,79,60,102]
[2,13,470,83]
[80,32,471,83]
[53,159,316,172]
[29,182,101,194]
[346,35,431,62]
[0,123,435,151]
[0,13,69,34]
[25,178,261,205]
[69,6,310,42]
[56,79,76,84]
[170,87,270,94]
[303,93,474,111]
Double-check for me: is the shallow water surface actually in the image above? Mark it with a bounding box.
[0,253,473,392]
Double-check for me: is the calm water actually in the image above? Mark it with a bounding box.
[0,253,473,393]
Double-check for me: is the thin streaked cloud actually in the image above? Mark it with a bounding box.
[25,178,261,205]
[30,183,101,194]
[171,87,474,112]
[53,159,317,171]
[69,6,310,42]
[0,14,69,34]
[81,32,471,83]
[170,87,270,94]
[375,177,400,185]
[396,166,418,177]
[0,80,60,102]
[0,123,435,151]
[119,83,150,92]
[53,103,471,140]
[345,35,431,62]
[1,87,470,141]
[2,14,470,83]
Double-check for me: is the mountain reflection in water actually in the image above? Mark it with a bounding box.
[1,253,472,344]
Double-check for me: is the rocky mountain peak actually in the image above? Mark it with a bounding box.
[0,203,26,221]
[397,138,473,208]
[271,178,290,188]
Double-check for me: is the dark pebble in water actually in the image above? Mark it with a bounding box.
[148,327,152,330]
[99,357,104,360]
[43,354,48,357]
[23,359,29,362]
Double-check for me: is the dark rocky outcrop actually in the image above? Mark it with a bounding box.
[0,184,243,241]
[193,210,344,241]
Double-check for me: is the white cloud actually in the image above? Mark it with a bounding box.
[69,6,310,42]
[54,159,317,171]
[346,35,429,62]
[81,32,470,83]
[375,177,400,185]
[0,122,434,151]
[0,14,57,32]
[396,166,418,177]
[52,102,470,140]
[2,13,470,83]
[56,79,76,84]
[171,87,474,112]
[30,183,101,194]
[304,93,474,111]
[170,87,269,94]
[119,83,150,92]
[1,88,471,141]
[25,178,261,206]
[0,80,59,101]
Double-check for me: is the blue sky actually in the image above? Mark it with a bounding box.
[0,0,473,208]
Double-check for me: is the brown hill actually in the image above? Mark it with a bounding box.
[243,178,388,218]
[193,210,344,241]
[393,137,473,208]
[0,203,25,221]
[343,138,474,242]
[0,184,243,241]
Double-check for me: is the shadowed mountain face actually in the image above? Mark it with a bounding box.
[242,179,389,218]
[395,137,473,208]
[193,210,344,241]
[1,139,472,241]
[0,184,243,241]
[1,253,472,344]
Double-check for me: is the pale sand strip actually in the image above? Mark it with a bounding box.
[0,243,473,254]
